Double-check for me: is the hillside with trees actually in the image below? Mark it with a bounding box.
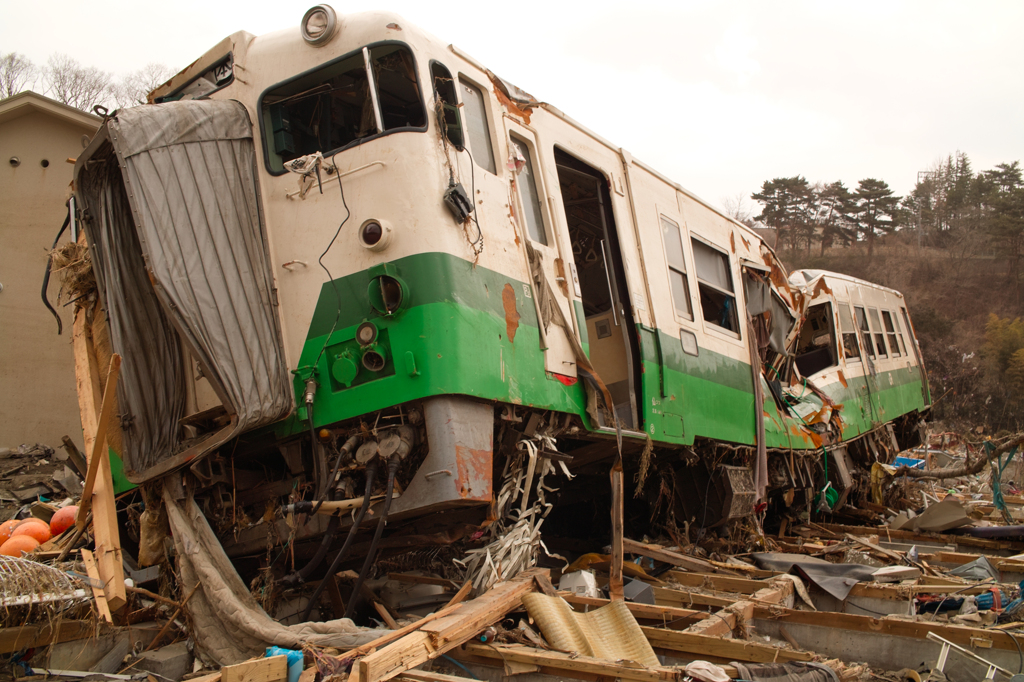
[751,153,1024,432]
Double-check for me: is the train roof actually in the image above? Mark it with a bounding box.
[790,269,906,299]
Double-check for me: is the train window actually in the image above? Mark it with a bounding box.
[430,62,463,150]
[795,302,838,377]
[855,306,874,359]
[459,77,496,175]
[838,304,861,361]
[261,43,426,173]
[691,238,738,334]
[511,135,547,245]
[868,308,888,357]
[882,310,901,357]
[660,216,692,319]
[893,310,908,355]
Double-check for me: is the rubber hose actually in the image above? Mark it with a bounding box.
[299,460,378,622]
[308,412,329,502]
[283,436,362,585]
[311,435,359,516]
[344,455,400,620]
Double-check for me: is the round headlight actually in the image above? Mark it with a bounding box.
[359,219,393,251]
[356,321,378,346]
[301,5,338,46]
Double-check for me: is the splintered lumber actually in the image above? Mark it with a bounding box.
[221,655,287,682]
[77,354,121,527]
[72,316,126,613]
[623,538,732,575]
[444,581,472,608]
[350,568,546,682]
[80,548,112,623]
[341,602,464,660]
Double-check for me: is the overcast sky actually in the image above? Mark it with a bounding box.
[4,0,1021,215]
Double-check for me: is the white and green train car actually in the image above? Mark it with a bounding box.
[72,6,929,585]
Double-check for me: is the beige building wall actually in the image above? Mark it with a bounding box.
[0,93,100,451]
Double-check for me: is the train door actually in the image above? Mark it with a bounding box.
[553,149,642,430]
[503,121,579,379]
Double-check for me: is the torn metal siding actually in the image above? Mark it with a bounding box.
[76,100,291,481]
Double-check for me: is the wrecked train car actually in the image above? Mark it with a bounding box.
[69,6,929,580]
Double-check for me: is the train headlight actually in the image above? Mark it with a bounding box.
[301,5,338,46]
[359,219,393,251]
[356,321,378,346]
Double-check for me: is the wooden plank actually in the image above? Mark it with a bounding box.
[397,671,480,682]
[71,309,126,613]
[662,570,772,594]
[221,655,288,682]
[461,642,679,682]
[0,621,98,655]
[444,581,472,608]
[374,602,400,629]
[533,574,559,598]
[813,522,1024,552]
[80,548,112,623]
[623,538,731,575]
[353,568,546,682]
[640,626,813,663]
[561,593,707,626]
[609,459,624,600]
[339,603,464,660]
[77,354,121,528]
[751,606,1024,654]
[652,586,735,609]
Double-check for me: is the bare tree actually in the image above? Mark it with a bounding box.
[721,192,754,226]
[0,51,36,99]
[109,63,174,109]
[45,53,111,112]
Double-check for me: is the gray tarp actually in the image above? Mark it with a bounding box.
[751,553,879,601]
[162,481,386,665]
[78,100,291,479]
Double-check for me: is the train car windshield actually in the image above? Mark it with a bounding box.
[260,43,426,173]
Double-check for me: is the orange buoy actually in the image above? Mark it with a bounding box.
[0,519,19,544]
[0,535,40,556]
[12,521,51,544]
[50,506,78,536]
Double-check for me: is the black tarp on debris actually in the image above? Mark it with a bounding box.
[751,553,878,601]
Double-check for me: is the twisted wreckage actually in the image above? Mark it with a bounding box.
[19,3,967,679]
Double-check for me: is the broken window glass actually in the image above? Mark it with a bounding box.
[660,216,692,319]
[430,62,463,150]
[855,306,874,359]
[459,77,496,175]
[795,302,838,377]
[512,135,547,245]
[838,303,861,361]
[691,238,738,334]
[868,308,888,357]
[261,43,426,173]
[893,311,908,356]
[882,310,901,357]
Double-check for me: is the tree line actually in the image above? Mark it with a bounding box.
[747,153,1024,272]
[0,51,172,112]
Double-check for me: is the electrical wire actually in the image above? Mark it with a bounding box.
[344,455,401,619]
[460,146,484,253]
[310,154,352,374]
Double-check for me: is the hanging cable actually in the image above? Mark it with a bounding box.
[41,212,71,334]
[299,459,378,621]
[344,454,400,619]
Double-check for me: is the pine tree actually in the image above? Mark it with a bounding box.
[853,178,900,258]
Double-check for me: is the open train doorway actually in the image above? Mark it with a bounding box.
[554,149,642,431]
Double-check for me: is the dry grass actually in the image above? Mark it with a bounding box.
[50,241,96,302]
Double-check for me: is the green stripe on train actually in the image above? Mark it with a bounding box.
[286,252,926,449]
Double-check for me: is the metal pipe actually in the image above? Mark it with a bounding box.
[599,239,618,326]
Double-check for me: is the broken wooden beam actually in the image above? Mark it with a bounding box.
[622,537,730,575]
[349,568,546,682]
[221,655,287,682]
